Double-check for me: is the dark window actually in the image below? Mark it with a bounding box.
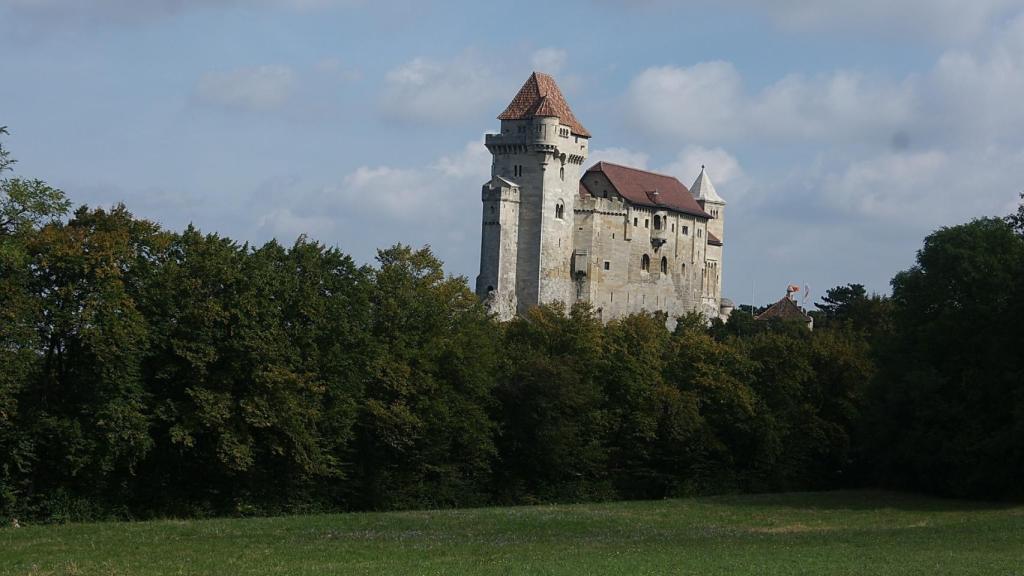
[660,257,668,274]
[644,218,649,229]
[555,202,565,219]
[641,254,650,272]
[603,261,610,270]
[653,215,662,230]
[683,225,689,235]
[633,217,638,226]
[559,166,565,181]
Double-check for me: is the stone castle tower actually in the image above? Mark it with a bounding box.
[476,72,728,323]
[476,72,590,318]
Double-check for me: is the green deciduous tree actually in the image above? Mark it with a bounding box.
[19,205,159,518]
[0,127,71,515]
[870,217,1024,497]
[355,245,498,509]
[496,303,609,502]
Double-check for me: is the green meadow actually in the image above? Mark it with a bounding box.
[2,491,1022,575]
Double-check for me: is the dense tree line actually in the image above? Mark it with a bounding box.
[1,130,1022,521]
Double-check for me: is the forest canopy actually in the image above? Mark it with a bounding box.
[2,129,1022,521]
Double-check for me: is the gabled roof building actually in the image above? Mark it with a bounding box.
[756,292,814,330]
[477,72,729,323]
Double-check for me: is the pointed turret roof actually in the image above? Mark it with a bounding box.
[690,165,726,205]
[498,72,591,137]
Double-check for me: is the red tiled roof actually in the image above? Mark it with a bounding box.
[498,72,591,138]
[583,162,711,218]
[708,232,723,246]
[578,180,592,199]
[756,297,811,322]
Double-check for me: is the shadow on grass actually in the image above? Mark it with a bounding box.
[697,490,1019,513]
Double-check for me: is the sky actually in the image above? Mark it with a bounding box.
[2,0,1023,306]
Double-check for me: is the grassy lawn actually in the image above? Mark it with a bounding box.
[2,491,1022,575]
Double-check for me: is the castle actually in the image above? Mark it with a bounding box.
[476,72,730,323]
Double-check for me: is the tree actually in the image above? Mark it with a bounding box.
[355,245,498,509]
[814,283,891,335]
[870,217,1024,497]
[18,205,159,518]
[1007,192,1023,236]
[599,313,671,497]
[0,127,70,515]
[662,319,757,493]
[496,302,609,502]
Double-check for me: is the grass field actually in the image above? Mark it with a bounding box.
[2,491,1022,575]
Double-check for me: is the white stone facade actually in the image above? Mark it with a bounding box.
[476,73,727,323]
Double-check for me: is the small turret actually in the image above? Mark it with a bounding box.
[691,165,726,320]
[690,165,725,205]
[691,165,725,244]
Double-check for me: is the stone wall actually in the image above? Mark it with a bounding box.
[477,116,724,324]
[573,172,715,322]
[480,117,589,316]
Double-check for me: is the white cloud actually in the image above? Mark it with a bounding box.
[924,14,1024,145]
[530,48,568,75]
[245,138,490,275]
[312,138,490,222]
[625,62,743,142]
[749,71,915,142]
[195,65,295,111]
[661,145,748,202]
[821,150,948,221]
[625,63,914,145]
[257,207,335,241]
[624,13,1024,151]
[381,55,505,124]
[820,147,1024,225]
[588,147,650,169]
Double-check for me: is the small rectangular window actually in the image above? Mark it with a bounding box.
[604,261,610,270]
[633,217,638,226]
[683,226,689,235]
[645,219,649,228]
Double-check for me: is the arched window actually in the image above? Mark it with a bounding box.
[653,215,662,230]
[559,166,565,181]
[660,257,668,274]
[641,254,651,272]
[555,202,565,220]
[681,262,686,274]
